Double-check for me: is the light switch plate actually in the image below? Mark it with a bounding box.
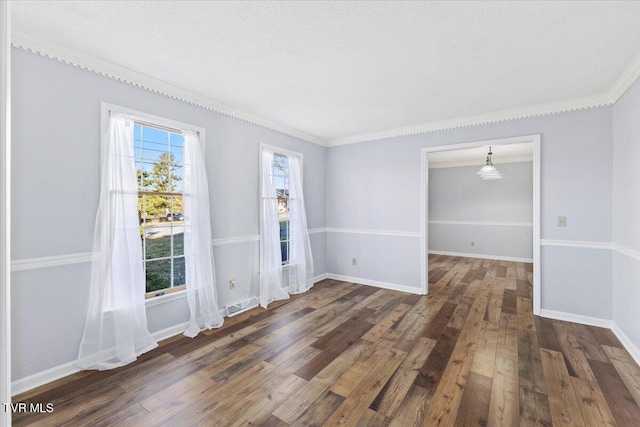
[557,216,567,227]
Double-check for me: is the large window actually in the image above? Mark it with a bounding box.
[273,153,290,264]
[134,123,186,296]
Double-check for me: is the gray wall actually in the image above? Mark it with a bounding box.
[327,107,613,320]
[613,76,640,355]
[428,161,533,260]
[10,48,327,380]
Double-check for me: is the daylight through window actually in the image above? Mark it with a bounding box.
[135,123,186,296]
[273,153,290,264]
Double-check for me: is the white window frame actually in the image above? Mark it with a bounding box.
[259,143,304,270]
[100,102,206,305]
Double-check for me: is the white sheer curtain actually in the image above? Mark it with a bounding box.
[286,156,314,294]
[78,114,157,370]
[183,131,224,337]
[260,149,289,308]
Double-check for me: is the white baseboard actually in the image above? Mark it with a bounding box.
[539,309,612,329]
[12,273,330,396]
[11,359,79,398]
[428,250,533,263]
[313,273,329,283]
[611,322,640,367]
[11,321,189,396]
[326,273,423,295]
[539,310,640,367]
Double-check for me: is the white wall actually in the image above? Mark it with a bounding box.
[10,48,327,382]
[327,107,613,320]
[612,76,640,360]
[428,161,533,260]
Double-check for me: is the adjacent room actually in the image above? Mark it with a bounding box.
[1,1,640,426]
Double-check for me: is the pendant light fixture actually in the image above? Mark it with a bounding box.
[477,146,502,180]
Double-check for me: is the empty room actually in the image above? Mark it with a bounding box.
[2,1,640,426]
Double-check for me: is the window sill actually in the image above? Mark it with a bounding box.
[145,289,187,308]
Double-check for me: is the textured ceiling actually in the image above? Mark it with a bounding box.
[11,1,640,143]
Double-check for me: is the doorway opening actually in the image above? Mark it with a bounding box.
[420,135,541,315]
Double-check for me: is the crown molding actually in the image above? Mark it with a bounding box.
[327,93,613,146]
[328,52,640,147]
[11,31,640,149]
[608,52,640,104]
[11,32,327,147]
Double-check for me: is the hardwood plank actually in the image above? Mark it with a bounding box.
[388,385,432,427]
[484,286,504,323]
[138,370,211,412]
[158,361,277,426]
[454,372,492,427]
[518,328,547,394]
[519,387,552,427]
[589,359,640,427]
[421,280,490,426]
[470,320,499,378]
[226,374,308,426]
[261,415,291,427]
[329,345,384,397]
[496,312,518,361]
[534,316,562,352]
[323,347,405,425]
[413,326,461,390]
[290,390,345,427]
[590,327,624,349]
[362,303,412,344]
[602,345,640,407]
[422,301,458,339]
[356,409,391,427]
[488,356,519,427]
[272,340,372,424]
[570,377,617,427]
[572,324,609,363]
[127,378,220,427]
[295,320,374,381]
[373,336,436,418]
[540,348,586,426]
[516,278,530,299]
[502,289,517,315]
[448,295,474,329]
[553,321,598,382]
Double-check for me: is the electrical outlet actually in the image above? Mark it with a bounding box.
[229,279,236,289]
[470,241,475,247]
[557,216,567,227]
[352,257,357,266]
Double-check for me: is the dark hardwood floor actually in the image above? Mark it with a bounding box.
[12,255,640,426]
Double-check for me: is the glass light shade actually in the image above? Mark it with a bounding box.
[479,172,501,178]
[482,173,503,180]
[477,164,497,175]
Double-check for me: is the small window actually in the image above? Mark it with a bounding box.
[273,153,290,264]
[135,123,186,296]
